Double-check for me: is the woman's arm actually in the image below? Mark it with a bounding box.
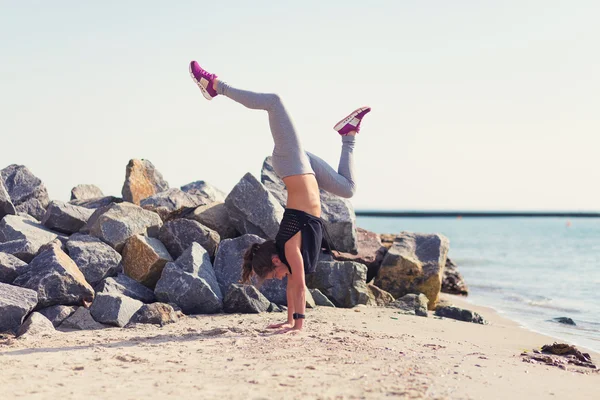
[284,233,306,331]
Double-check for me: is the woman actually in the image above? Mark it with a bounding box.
[189,61,370,333]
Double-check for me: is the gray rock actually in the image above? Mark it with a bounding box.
[38,305,78,328]
[306,261,370,308]
[181,180,227,203]
[0,282,38,333]
[41,201,95,234]
[224,284,271,313]
[435,305,486,324]
[69,196,122,209]
[0,165,49,220]
[122,235,172,287]
[70,184,104,201]
[0,239,39,262]
[0,252,27,283]
[0,180,16,220]
[213,234,264,294]
[258,278,288,306]
[59,307,107,330]
[267,302,285,313]
[374,232,450,310]
[334,228,388,282]
[17,312,55,338]
[389,293,429,317]
[121,159,169,205]
[553,317,576,326]
[158,219,220,259]
[15,199,47,221]
[154,243,223,314]
[84,202,163,251]
[441,258,469,296]
[187,202,238,240]
[309,288,335,307]
[366,284,395,307]
[0,214,58,246]
[95,274,156,303]
[66,233,122,286]
[140,188,209,220]
[13,243,95,308]
[90,292,143,327]
[224,172,283,240]
[129,303,180,326]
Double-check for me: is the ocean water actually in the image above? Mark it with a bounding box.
[356,216,600,353]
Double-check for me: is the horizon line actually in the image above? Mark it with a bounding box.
[355,210,600,218]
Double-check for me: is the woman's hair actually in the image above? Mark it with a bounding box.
[241,240,278,284]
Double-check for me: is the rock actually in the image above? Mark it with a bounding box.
[306,261,370,308]
[129,303,180,326]
[0,239,39,263]
[374,232,450,310]
[17,312,55,338]
[140,188,209,220]
[90,292,143,327]
[305,288,316,309]
[267,303,285,312]
[553,317,576,326]
[95,274,156,303]
[186,202,238,240]
[121,159,169,205]
[38,305,78,328]
[122,235,172,287]
[41,201,95,234]
[257,278,288,306]
[261,156,357,252]
[69,196,122,209]
[0,282,38,333]
[84,202,163,251]
[334,228,388,282]
[389,293,429,317]
[0,164,50,220]
[435,305,486,324]
[213,234,264,294]
[13,243,95,308]
[366,284,395,307]
[0,180,16,220]
[154,243,223,314]
[0,214,59,248]
[309,288,335,307]
[0,252,27,283]
[70,184,104,201]
[441,258,468,296]
[158,219,220,259]
[181,180,227,203]
[224,172,283,240]
[59,307,107,330]
[65,233,122,286]
[223,284,271,313]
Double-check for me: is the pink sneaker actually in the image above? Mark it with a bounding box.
[333,107,371,135]
[189,61,218,100]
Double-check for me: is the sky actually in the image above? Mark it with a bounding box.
[1,1,598,211]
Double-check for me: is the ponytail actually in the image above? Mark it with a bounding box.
[241,240,278,284]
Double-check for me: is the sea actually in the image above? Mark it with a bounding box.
[356,215,600,353]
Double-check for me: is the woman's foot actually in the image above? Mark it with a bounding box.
[189,61,219,100]
[333,107,371,135]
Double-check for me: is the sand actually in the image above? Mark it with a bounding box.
[1,294,598,400]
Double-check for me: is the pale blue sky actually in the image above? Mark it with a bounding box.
[1,1,598,210]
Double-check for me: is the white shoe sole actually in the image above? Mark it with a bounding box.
[189,64,214,101]
[333,106,370,132]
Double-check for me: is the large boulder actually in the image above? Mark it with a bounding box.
[224,172,283,241]
[121,159,169,205]
[0,282,38,333]
[41,201,95,234]
[0,165,50,220]
[122,235,172,287]
[0,239,40,263]
[260,156,357,252]
[158,219,220,259]
[389,293,429,317]
[0,214,59,252]
[129,303,180,326]
[90,292,143,327]
[69,196,122,209]
[65,234,122,286]
[334,228,388,282]
[13,243,95,308]
[95,274,156,303]
[181,180,227,203]
[17,312,55,338]
[186,202,238,240]
[306,261,370,308]
[309,288,335,307]
[70,184,104,201]
[223,284,270,313]
[59,307,107,330]
[0,180,16,220]
[38,305,78,328]
[0,252,27,283]
[84,202,163,251]
[154,243,223,314]
[374,232,450,310]
[213,234,264,294]
[441,258,469,296]
[140,188,209,220]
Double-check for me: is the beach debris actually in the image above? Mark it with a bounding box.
[158,218,220,258]
[309,288,336,307]
[223,284,271,314]
[366,284,395,306]
[122,234,172,288]
[0,252,27,284]
[434,306,486,324]
[66,233,122,286]
[70,184,104,201]
[552,317,576,326]
[0,179,16,220]
[95,274,156,304]
[184,202,238,240]
[441,257,468,296]
[306,261,370,308]
[374,232,450,310]
[17,312,55,338]
[389,293,429,317]
[121,159,169,205]
[333,228,388,282]
[0,282,38,333]
[180,180,227,204]
[41,201,94,234]
[1,164,50,220]
[140,188,209,221]
[522,343,597,371]
[59,307,107,330]
[90,292,143,327]
[128,302,180,326]
[38,305,78,328]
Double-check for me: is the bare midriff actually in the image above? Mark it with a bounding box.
[282,174,321,218]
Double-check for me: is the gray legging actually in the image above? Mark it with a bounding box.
[216,81,356,198]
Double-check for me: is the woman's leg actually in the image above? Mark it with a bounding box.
[306,134,357,199]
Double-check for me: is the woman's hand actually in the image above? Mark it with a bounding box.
[266,321,293,329]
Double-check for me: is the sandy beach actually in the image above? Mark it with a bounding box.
[0,294,597,400]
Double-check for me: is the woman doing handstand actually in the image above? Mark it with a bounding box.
[189,61,371,333]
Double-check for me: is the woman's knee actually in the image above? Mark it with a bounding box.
[266,93,283,110]
[337,184,356,199]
